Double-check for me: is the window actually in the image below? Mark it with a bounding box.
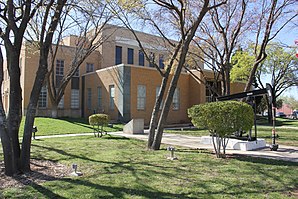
[56,60,64,87]
[71,89,80,109]
[137,85,146,110]
[139,50,144,66]
[56,60,64,76]
[149,52,155,67]
[109,85,115,110]
[173,88,180,110]
[97,86,102,108]
[156,86,163,110]
[115,46,122,65]
[87,88,92,110]
[86,63,94,73]
[38,86,47,108]
[127,48,134,64]
[159,54,164,69]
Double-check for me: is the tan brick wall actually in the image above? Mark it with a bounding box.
[130,66,191,125]
[83,66,122,120]
[21,42,101,117]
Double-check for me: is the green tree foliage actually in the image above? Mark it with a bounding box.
[231,43,298,98]
[188,101,254,158]
[231,49,255,82]
[89,114,109,137]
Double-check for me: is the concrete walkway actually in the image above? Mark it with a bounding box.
[33,130,298,163]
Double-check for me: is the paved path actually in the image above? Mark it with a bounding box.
[33,130,298,163]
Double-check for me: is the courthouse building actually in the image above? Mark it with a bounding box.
[2,25,245,125]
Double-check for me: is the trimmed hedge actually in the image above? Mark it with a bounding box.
[188,101,254,137]
[89,114,109,126]
[89,114,109,137]
[188,101,254,158]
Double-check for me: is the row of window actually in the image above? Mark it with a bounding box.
[55,60,94,77]
[137,85,180,110]
[39,85,180,111]
[87,85,115,110]
[38,87,80,109]
[115,46,165,69]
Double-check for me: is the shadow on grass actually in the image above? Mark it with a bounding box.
[102,136,130,140]
[233,155,298,166]
[60,178,194,199]
[12,170,67,199]
[59,117,124,132]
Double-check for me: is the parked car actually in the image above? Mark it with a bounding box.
[276,112,286,118]
[291,111,298,119]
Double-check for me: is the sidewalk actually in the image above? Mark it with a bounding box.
[33,130,298,163]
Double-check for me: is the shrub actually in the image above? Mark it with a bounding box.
[188,101,254,158]
[89,114,109,137]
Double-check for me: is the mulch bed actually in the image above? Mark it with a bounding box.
[0,159,71,189]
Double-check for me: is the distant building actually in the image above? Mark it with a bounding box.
[277,104,294,115]
[2,24,245,125]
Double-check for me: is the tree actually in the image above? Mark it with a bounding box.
[0,0,67,176]
[46,1,112,118]
[110,0,226,150]
[244,0,298,92]
[188,101,254,158]
[0,0,41,176]
[192,0,248,96]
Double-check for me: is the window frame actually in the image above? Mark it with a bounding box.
[86,63,94,73]
[127,48,134,65]
[172,88,180,110]
[71,89,80,109]
[137,85,146,110]
[38,86,47,108]
[87,88,92,110]
[56,59,64,76]
[115,46,122,65]
[138,50,145,66]
[109,85,115,110]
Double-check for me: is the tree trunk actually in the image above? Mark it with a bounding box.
[147,72,170,149]
[51,103,58,118]
[0,49,16,176]
[152,51,187,150]
[6,54,22,175]
[225,66,231,95]
[20,0,67,171]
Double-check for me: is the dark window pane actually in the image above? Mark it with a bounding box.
[127,48,134,64]
[71,77,80,89]
[115,46,122,65]
[139,50,144,66]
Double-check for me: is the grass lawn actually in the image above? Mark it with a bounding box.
[19,117,123,136]
[1,135,298,198]
[166,117,298,147]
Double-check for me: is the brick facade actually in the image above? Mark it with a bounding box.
[1,24,245,125]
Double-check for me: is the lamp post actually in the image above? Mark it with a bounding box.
[266,83,278,151]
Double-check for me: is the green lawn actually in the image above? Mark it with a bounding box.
[19,117,123,136]
[1,136,298,198]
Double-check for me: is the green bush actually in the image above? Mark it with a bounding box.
[188,101,254,157]
[89,114,109,137]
